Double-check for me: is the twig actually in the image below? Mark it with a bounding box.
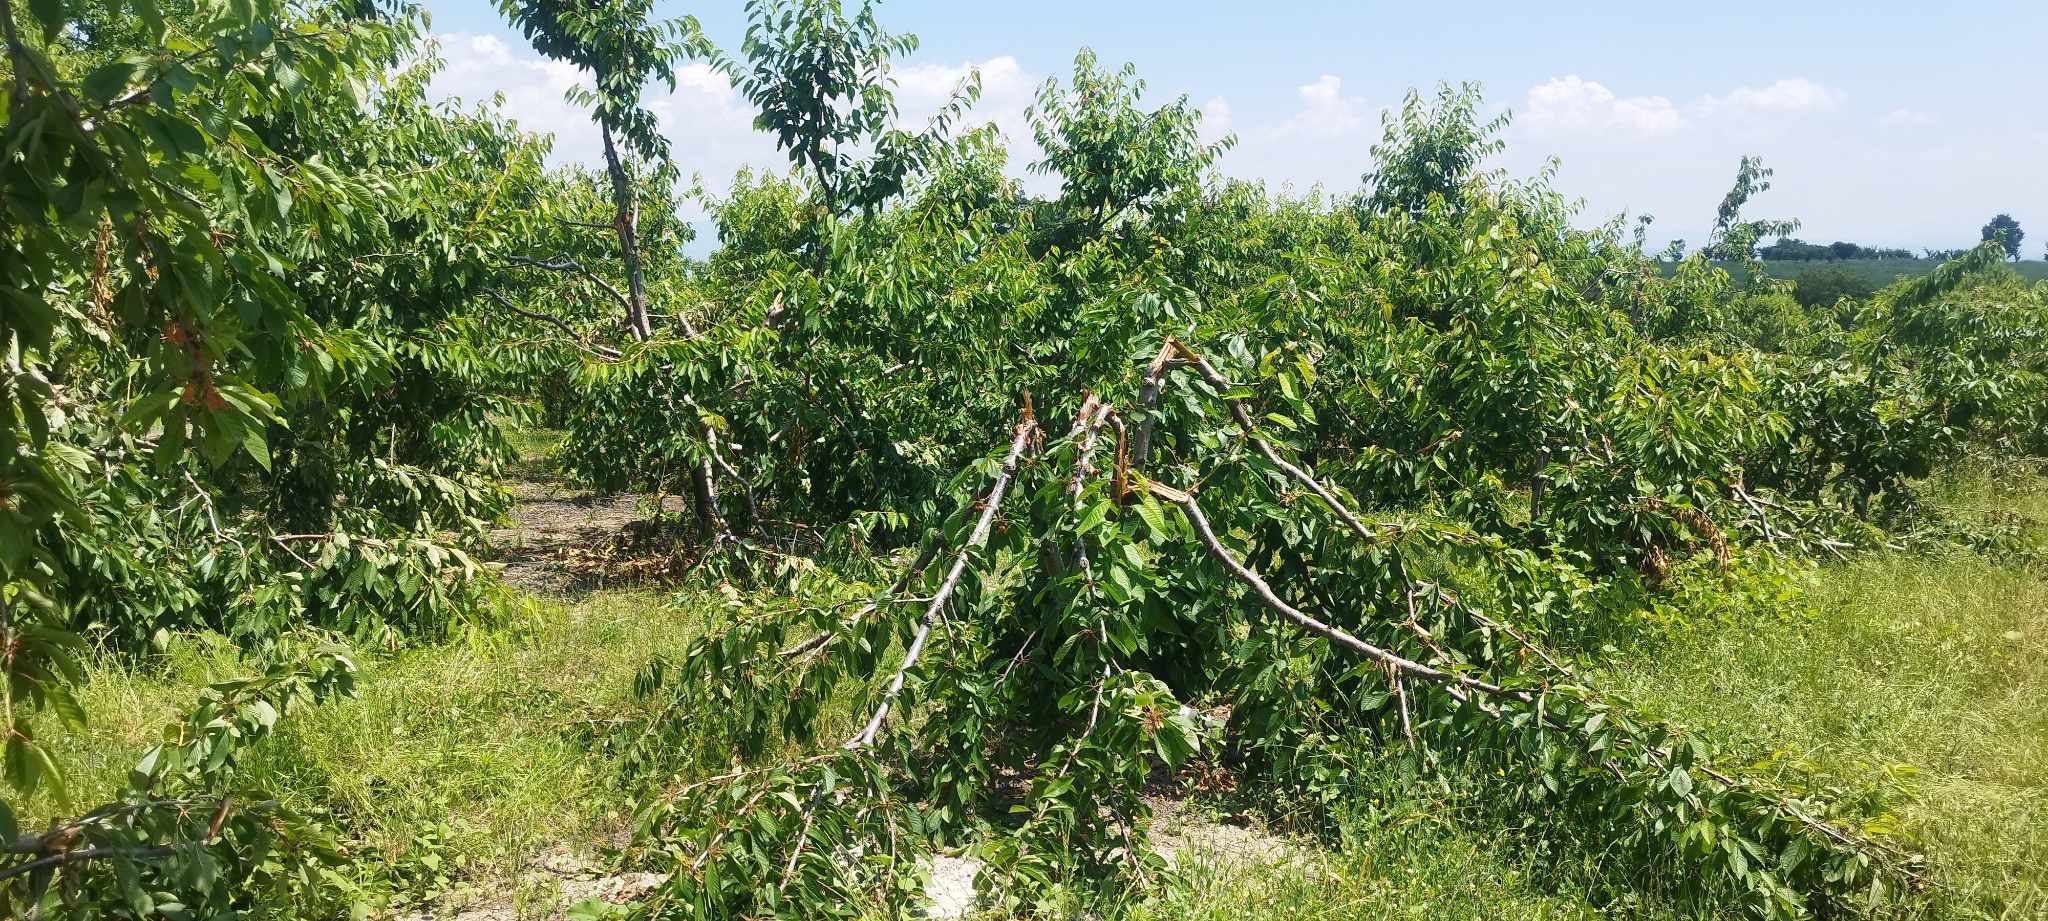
[690,785,775,873]
[483,289,622,360]
[1731,484,1785,545]
[778,539,943,659]
[500,253,634,317]
[778,788,824,893]
[182,470,242,552]
[995,627,1041,686]
[0,846,177,883]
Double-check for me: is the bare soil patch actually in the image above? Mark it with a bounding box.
[487,473,687,596]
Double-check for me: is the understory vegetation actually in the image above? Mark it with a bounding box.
[4,0,2047,918]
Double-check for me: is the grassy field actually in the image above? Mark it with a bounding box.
[1597,472,2048,920]
[24,445,2048,919]
[23,589,713,909]
[1667,258,2048,287]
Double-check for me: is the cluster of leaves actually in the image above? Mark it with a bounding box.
[1736,242,2048,517]
[2,646,359,918]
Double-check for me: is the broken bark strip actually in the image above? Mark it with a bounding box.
[845,419,1039,750]
[1063,393,1115,500]
[1127,340,1187,472]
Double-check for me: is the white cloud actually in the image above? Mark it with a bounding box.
[1279,74,1373,137]
[893,55,1038,145]
[1201,96,1234,141]
[423,36,1059,207]
[425,31,770,189]
[1696,77,1845,117]
[1207,74,1382,196]
[896,55,1028,103]
[1522,75,1683,138]
[889,55,1049,190]
[425,33,594,161]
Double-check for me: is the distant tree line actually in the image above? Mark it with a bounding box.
[1758,238,1915,261]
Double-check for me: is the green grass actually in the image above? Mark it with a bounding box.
[502,425,570,485]
[24,588,716,907]
[1599,553,2048,919]
[1122,780,1700,921]
[1130,831,1633,921]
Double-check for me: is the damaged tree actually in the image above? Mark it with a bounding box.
[626,338,1928,919]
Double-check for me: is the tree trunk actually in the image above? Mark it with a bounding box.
[600,124,719,537]
[599,125,654,343]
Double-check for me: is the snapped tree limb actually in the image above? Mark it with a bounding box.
[844,418,1038,750]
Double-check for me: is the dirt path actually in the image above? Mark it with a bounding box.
[487,472,683,596]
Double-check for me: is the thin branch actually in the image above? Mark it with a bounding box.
[483,289,621,360]
[0,846,176,883]
[778,538,943,660]
[1147,477,1494,695]
[1169,339,1381,542]
[499,253,635,317]
[994,626,1041,686]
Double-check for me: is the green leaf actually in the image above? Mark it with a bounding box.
[20,739,67,807]
[83,60,149,104]
[1668,766,1693,797]
[1133,494,1169,537]
[242,424,273,471]
[46,682,88,731]
[133,0,164,38]
[1074,499,1111,534]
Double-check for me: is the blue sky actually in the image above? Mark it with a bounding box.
[419,0,2048,255]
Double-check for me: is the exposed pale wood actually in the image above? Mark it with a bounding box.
[845,420,1037,750]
